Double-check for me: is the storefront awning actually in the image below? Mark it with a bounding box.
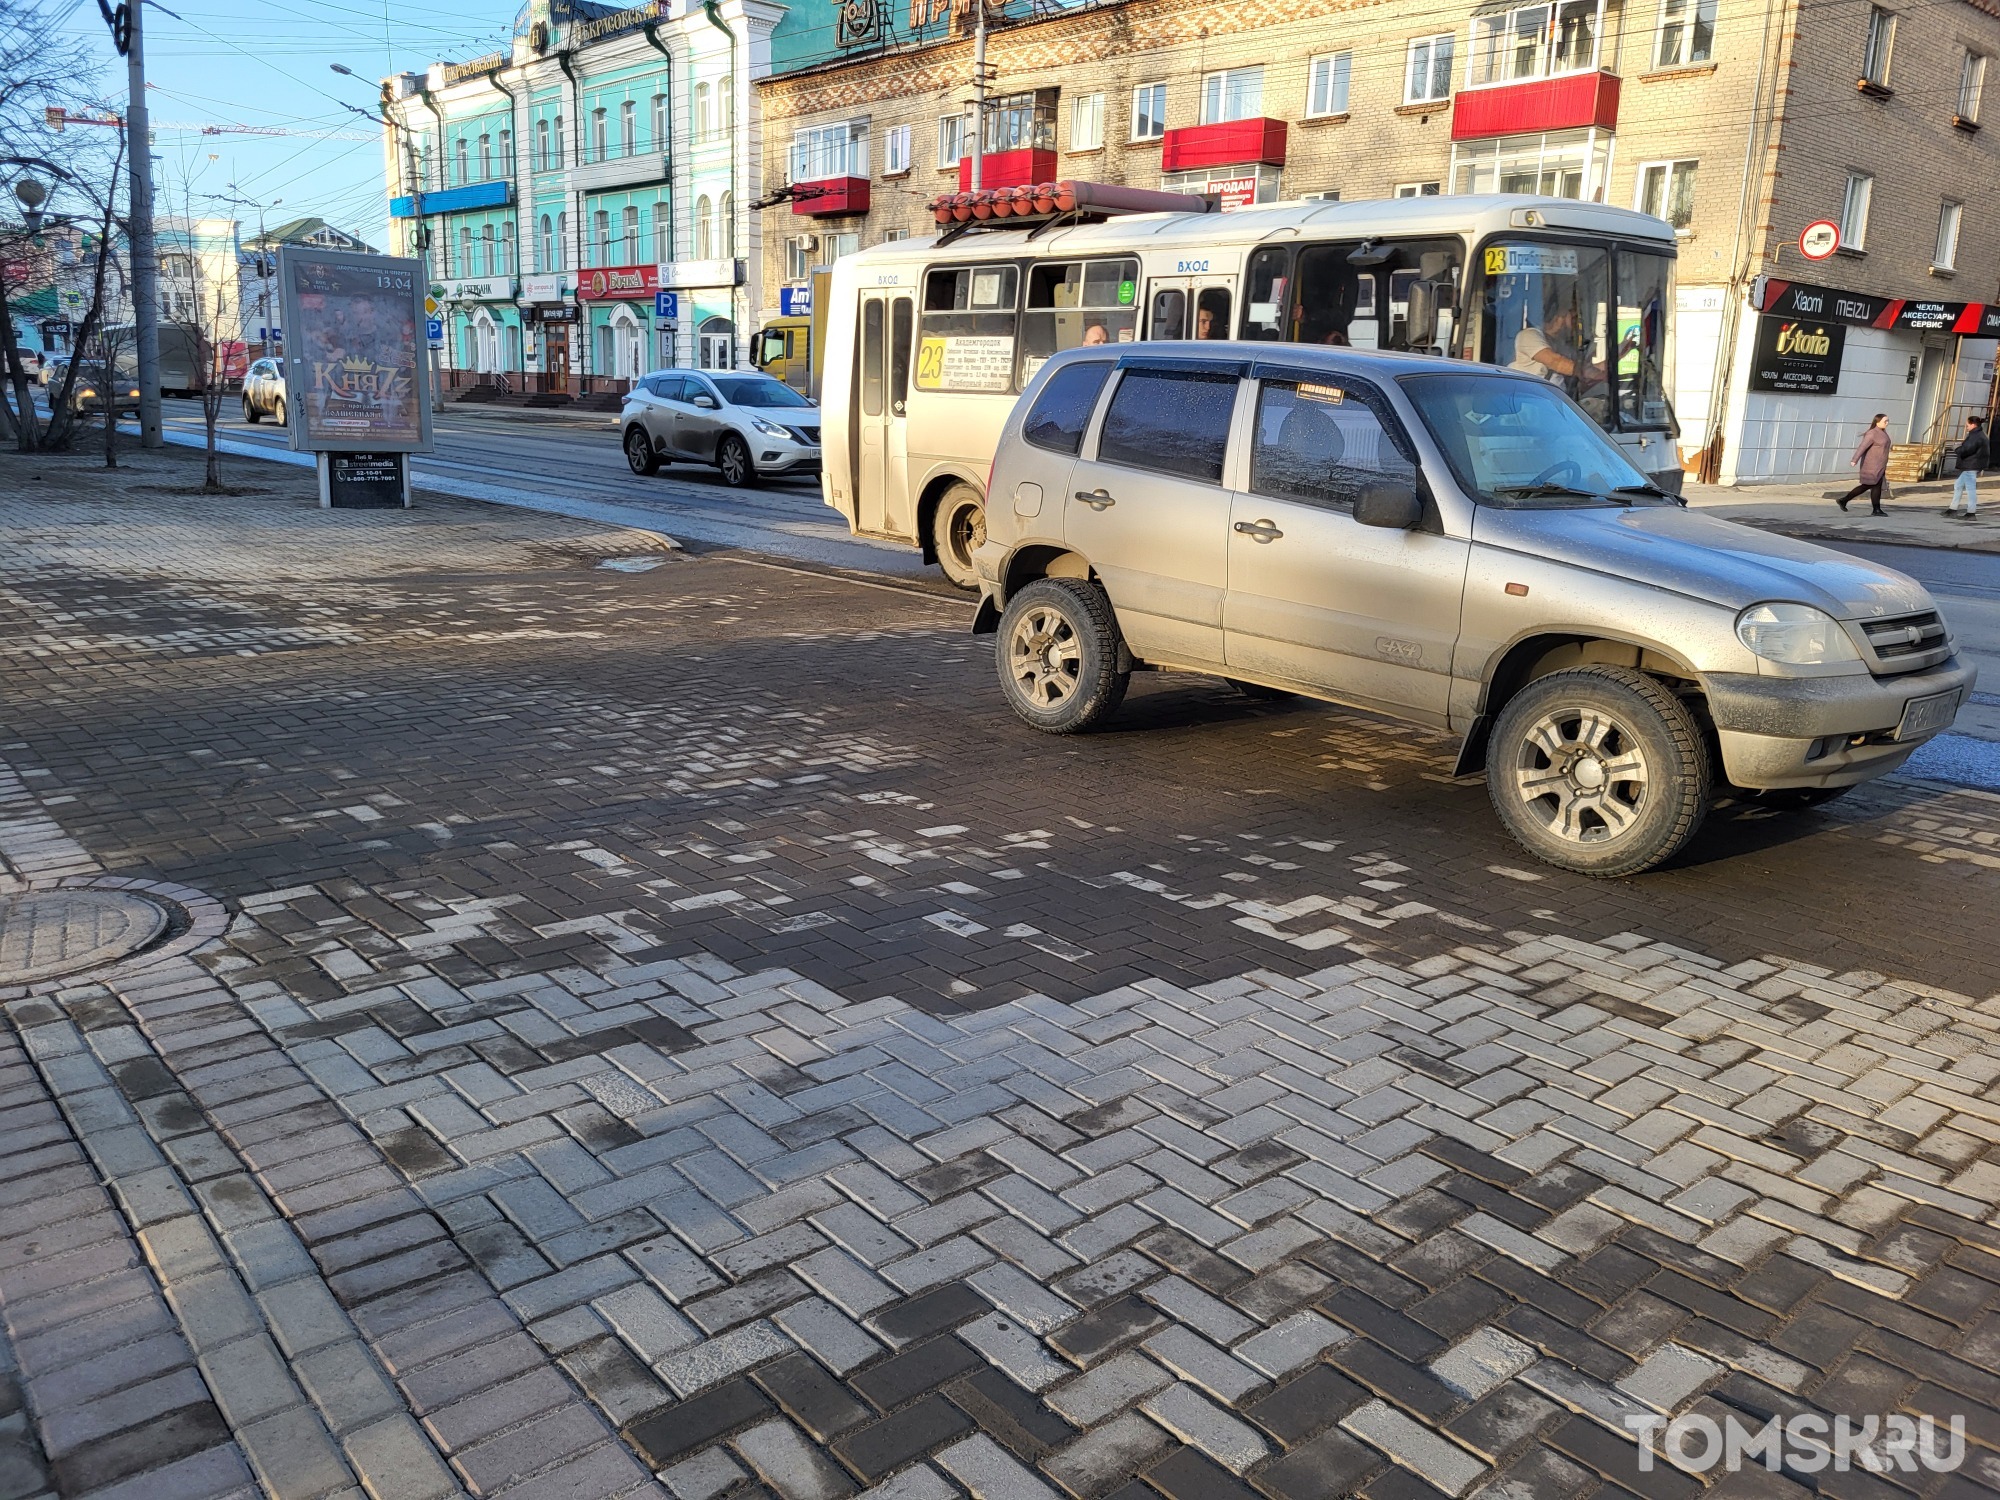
[1757,275,2000,334]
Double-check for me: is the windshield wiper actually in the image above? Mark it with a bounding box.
[1494,482,1625,504]
[1613,482,1679,503]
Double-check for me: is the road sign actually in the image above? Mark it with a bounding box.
[424,295,440,317]
[425,316,445,347]
[1800,220,1840,261]
[655,290,678,320]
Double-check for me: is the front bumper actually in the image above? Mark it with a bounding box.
[1706,657,1979,789]
[755,444,821,477]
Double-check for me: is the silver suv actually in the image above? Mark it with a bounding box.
[973,345,1975,876]
[621,370,822,488]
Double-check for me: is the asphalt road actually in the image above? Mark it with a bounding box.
[155,396,947,587]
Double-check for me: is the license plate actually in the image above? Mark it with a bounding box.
[1896,689,1960,740]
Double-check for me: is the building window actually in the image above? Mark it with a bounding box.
[786,235,814,280]
[938,112,966,165]
[1653,0,1715,68]
[1200,66,1264,124]
[481,225,497,275]
[1636,158,1697,227]
[884,123,911,174]
[556,210,567,269]
[1959,51,1986,122]
[591,108,608,161]
[1307,53,1352,117]
[499,128,511,169]
[621,100,637,156]
[1935,200,1963,269]
[1132,82,1167,140]
[652,93,668,147]
[1468,1,1602,87]
[1449,125,1609,197]
[458,226,472,273]
[1862,7,1895,87]
[1071,92,1104,149]
[622,205,639,260]
[983,90,1056,153]
[536,119,549,169]
[824,231,859,261]
[719,192,735,258]
[883,228,911,242]
[554,113,565,164]
[1840,171,1872,250]
[1395,180,1442,196]
[539,214,554,271]
[593,208,611,266]
[695,82,714,140]
[500,221,514,273]
[695,194,714,259]
[455,138,469,185]
[790,121,868,181]
[654,201,670,261]
[479,134,492,179]
[1406,35,1455,103]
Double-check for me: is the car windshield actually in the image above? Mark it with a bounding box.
[1399,371,1664,507]
[711,376,813,409]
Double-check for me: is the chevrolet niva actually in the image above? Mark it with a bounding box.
[971,345,1974,876]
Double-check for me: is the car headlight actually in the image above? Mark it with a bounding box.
[79,387,95,399]
[1735,602,1861,665]
[750,415,790,438]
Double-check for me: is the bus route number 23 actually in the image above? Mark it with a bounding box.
[916,337,947,387]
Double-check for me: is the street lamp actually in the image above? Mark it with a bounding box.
[13,176,47,234]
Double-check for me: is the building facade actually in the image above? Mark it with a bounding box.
[380,0,786,395]
[759,0,2000,482]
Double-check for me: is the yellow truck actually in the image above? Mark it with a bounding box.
[751,266,830,397]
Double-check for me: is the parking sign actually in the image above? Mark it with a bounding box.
[425,316,444,347]
[655,290,678,320]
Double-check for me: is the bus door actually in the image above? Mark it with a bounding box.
[1145,277,1235,344]
[855,289,915,538]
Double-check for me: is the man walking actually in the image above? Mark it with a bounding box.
[1948,415,1987,519]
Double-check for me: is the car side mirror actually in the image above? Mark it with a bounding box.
[693,393,718,409]
[1354,481,1422,530]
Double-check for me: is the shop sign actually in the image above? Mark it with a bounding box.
[1755,276,2000,334]
[577,264,661,301]
[433,276,515,303]
[1212,176,1260,212]
[662,257,746,290]
[568,0,660,45]
[519,273,571,303]
[528,303,579,323]
[1748,312,1844,395]
[780,285,812,316]
[439,52,508,86]
[1755,278,1888,326]
[1894,300,1962,331]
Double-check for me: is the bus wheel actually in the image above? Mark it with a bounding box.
[932,484,985,590]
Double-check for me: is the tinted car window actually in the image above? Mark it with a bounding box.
[1023,361,1113,456]
[1096,369,1237,483]
[1250,378,1417,511]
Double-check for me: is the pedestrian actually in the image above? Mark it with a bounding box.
[1834,414,1892,515]
[1946,414,1987,519]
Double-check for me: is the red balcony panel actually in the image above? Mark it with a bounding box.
[792,176,870,216]
[1159,119,1288,173]
[957,148,1059,192]
[1451,71,1621,141]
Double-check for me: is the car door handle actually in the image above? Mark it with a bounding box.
[1234,519,1284,542]
[1073,489,1116,510]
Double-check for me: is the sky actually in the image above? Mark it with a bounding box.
[50,0,520,249]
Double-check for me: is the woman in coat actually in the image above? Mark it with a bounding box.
[1835,414,1892,515]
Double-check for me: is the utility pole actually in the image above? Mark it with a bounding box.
[970,0,986,190]
[122,0,162,446]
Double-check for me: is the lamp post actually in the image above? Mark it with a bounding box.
[333,63,443,412]
[14,177,47,234]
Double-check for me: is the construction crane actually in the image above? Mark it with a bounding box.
[44,107,373,141]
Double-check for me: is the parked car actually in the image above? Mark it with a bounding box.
[620,370,821,488]
[974,344,1975,877]
[241,357,288,425]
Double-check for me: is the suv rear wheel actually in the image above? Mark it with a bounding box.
[1487,665,1711,877]
[625,426,660,475]
[996,578,1128,734]
[932,483,985,590]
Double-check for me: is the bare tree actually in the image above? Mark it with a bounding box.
[154,166,247,490]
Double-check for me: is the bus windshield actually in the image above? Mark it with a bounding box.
[1470,238,1674,432]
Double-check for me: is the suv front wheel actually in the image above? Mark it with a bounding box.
[1487,665,1711,877]
[996,578,1128,734]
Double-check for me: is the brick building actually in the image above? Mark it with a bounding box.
[759,0,2000,482]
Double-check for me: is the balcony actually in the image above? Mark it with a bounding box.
[570,150,671,193]
[957,147,1059,191]
[390,179,511,218]
[791,177,870,216]
[1159,119,1288,173]
[1451,69,1620,139]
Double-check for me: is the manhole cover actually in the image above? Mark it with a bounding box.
[0,889,169,984]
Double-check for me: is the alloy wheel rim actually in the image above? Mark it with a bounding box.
[723,443,745,482]
[627,432,648,470]
[1513,707,1650,844]
[1008,605,1081,707]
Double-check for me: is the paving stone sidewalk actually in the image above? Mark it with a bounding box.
[3,444,2000,1500]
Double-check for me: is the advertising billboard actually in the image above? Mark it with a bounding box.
[1748,313,1844,395]
[277,248,433,454]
